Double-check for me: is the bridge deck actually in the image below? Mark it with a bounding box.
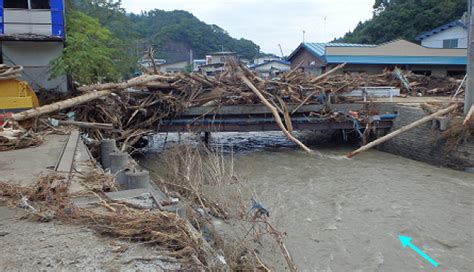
[159,103,396,133]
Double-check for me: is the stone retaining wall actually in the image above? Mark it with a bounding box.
[378,105,473,170]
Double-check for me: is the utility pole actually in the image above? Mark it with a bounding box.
[466,0,474,113]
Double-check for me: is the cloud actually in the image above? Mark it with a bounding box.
[121,0,374,55]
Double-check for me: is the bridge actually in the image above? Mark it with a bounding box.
[158,103,397,133]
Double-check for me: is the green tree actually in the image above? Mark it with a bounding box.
[336,0,467,44]
[55,0,260,83]
[51,11,120,84]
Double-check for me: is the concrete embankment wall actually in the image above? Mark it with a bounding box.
[378,105,474,170]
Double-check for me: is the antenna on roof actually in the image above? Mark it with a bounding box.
[324,16,327,41]
[278,44,284,58]
[303,30,306,43]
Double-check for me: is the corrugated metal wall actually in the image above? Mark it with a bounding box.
[0,0,64,38]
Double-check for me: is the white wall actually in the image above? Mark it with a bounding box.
[2,41,67,92]
[158,61,188,73]
[254,56,281,65]
[254,62,290,72]
[3,10,52,36]
[205,55,236,65]
[253,62,290,78]
[421,26,468,48]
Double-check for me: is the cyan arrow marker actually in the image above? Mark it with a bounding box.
[399,235,439,267]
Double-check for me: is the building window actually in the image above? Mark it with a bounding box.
[3,0,50,9]
[4,0,29,9]
[412,70,432,76]
[443,39,458,48]
[447,70,465,77]
[30,0,51,9]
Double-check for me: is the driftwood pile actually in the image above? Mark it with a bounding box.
[2,62,464,153]
[0,127,43,152]
[69,64,460,152]
[0,64,23,80]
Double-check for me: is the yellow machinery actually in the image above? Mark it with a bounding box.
[0,79,39,113]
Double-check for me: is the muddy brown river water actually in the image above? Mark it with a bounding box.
[146,132,473,271]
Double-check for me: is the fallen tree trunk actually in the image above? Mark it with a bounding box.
[310,63,346,84]
[464,105,474,126]
[78,74,177,92]
[42,120,115,130]
[240,74,313,153]
[11,90,113,122]
[347,104,458,158]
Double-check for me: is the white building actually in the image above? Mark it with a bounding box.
[192,59,206,71]
[250,60,290,78]
[139,58,166,69]
[416,19,468,49]
[157,61,188,73]
[0,0,67,92]
[253,55,281,65]
[205,51,238,65]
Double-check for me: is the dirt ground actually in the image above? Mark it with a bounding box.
[0,206,180,272]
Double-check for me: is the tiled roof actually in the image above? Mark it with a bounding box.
[326,55,467,65]
[416,20,467,41]
[288,42,376,60]
[249,59,290,69]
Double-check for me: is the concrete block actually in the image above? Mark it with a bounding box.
[109,151,128,174]
[109,151,129,189]
[126,170,151,190]
[432,117,450,131]
[100,139,116,169]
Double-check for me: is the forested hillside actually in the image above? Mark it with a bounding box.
[128,10,260,62]
[56,0,260,83]
[336,0,468,44]
[72,0,260,61]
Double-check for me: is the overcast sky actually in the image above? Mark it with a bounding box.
[121,0,375,55]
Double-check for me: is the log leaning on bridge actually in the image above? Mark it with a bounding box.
[464,105,474,126]
[77,74,177,92]
[347,104,458,158]
[11,90,113,122]
[240,74,313,154]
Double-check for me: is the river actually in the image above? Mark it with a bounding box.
[144,132,473,271]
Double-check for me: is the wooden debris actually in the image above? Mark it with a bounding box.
[0,125,43,152]
[240,74,313,153]
[78,74,177,92]
[463,105,474,126]
[11,90,113,122]
[9,62,464,153]
[0,64,23,80]
[42,120,115,130]
[310,63,346,84]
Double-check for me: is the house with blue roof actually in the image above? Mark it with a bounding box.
[416,14,468,49]
[0,0,67,92]
[288,39,467,77]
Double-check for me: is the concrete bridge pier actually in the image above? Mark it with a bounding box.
[203,131,210,146]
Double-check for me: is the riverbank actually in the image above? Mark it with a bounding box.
[379,104,473,170]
